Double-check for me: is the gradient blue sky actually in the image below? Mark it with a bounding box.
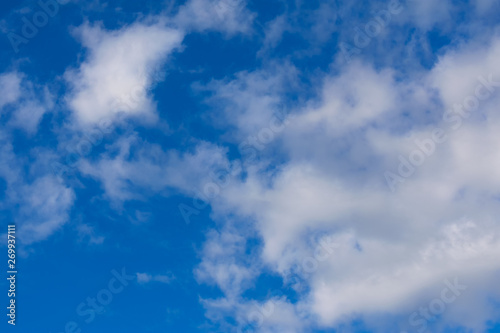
[1,0,500,332]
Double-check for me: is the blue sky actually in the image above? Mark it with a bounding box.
[1,0,500,332]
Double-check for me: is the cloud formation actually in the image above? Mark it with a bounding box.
[65,20,184,125]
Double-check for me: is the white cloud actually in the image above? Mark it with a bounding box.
[297,62,398,134]
[0,72,22,109]
[303,1,339,48]
[196,228,259,298]
[192,33,500,332]
[37,4,500,331]
[18,176,75,245]
[257,15,289,57]
[65,20,184,125]
[430,37,500,108]
[0,131,75,246]
[9,102,46,133]
[79,134,229,202]
[0,71,53,134]
[406,0,453,31]
[257,2,338,57]
[201,63,299,140]
[9,93,53,134]
[174,0,255,36]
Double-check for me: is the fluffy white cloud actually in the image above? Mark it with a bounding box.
[297,62,398,134]
[9,93,53,134]
[0,130,75,245]
[201,63,299,140]
[430,37,500,108]
[79,134,229,202]
[65,20,184,125]
[192,33,500,332]
[39,2,500,331]
[0,71,53,134]
[196,228,259,298]
[17,176,75,245]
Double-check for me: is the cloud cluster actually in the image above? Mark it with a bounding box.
[78,135,229,202]
[2,1,500,332]
[0,71,53,134]
[65,20,184,125]
[17,175,75,244]
[190,33,500,332]
[174,0,255,36]
[65,17,500,330]
[0,70,73,246]
[0,129,75,245]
